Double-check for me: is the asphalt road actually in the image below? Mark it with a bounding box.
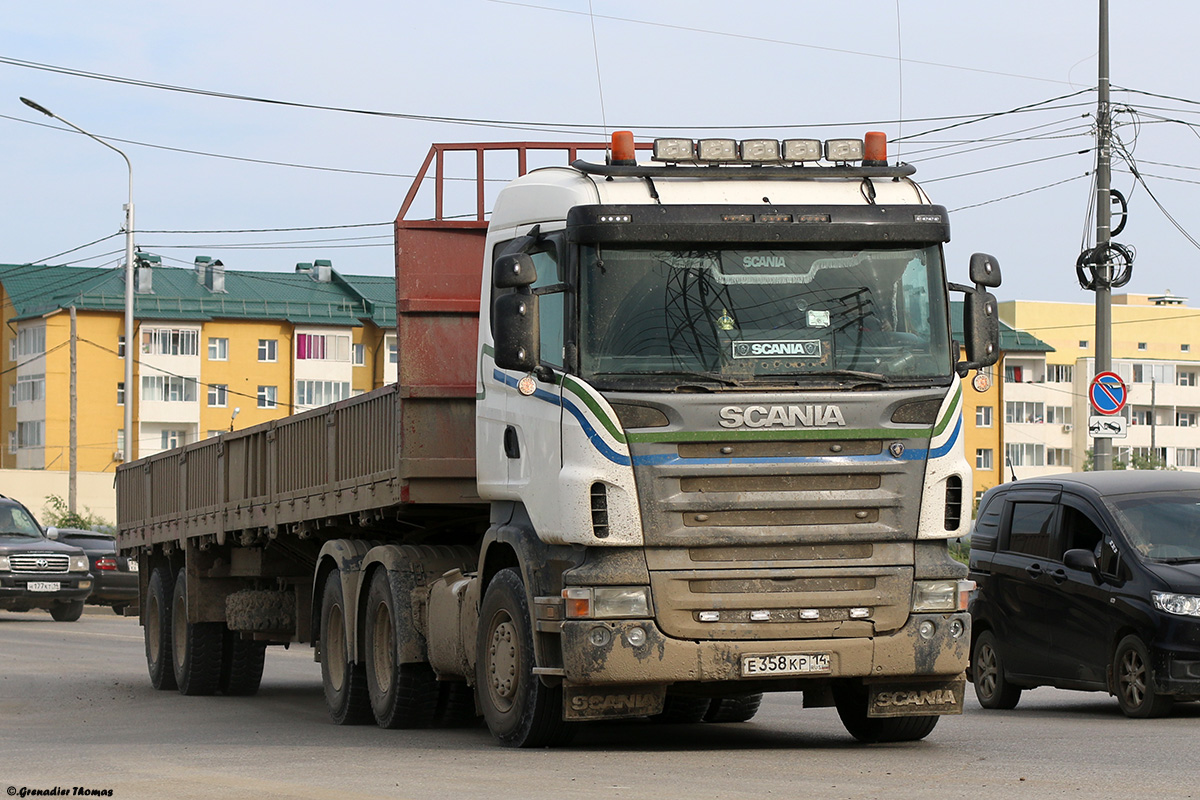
[2,608,1198,800]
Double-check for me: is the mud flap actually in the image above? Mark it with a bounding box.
[563,684,666,721]
[867,676,965,717]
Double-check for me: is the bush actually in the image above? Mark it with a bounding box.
[41,493,113,533]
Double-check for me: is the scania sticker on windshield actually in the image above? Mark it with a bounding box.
[732,340,821,359]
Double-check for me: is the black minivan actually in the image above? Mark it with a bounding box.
[968,471,1200,717]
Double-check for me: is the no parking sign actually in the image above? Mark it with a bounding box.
[1089,371,1127,416]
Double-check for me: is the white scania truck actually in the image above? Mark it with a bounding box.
[117,131,1001,747]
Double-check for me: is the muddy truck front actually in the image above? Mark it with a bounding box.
[448,131,1001,745]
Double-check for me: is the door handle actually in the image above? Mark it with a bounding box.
[1048,567,1068,584]
[1025,564,1044,579]
[503,426,521,459]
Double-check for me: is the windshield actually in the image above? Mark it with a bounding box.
[1107,492,1200,562]
[0,504,44,538]
[579,245,952,387]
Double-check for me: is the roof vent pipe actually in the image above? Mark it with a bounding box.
[208,259,226,293]
[313,259,332,283]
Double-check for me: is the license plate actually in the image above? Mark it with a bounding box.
[126,560,139,573]
[27,581,61,592]
[741,652,831,677]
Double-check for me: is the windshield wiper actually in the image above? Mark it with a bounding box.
[592,370,740,388]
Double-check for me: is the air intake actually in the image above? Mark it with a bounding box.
[590,483,610,539]
[944,475,963,531]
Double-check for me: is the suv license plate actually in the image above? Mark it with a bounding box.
[741,652,831,677]
[27,581,61,592]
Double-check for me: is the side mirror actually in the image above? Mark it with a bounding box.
[1063,548,1099,575]
[493,292,540,372]
[45,526,59,540]
[969,252,1002,288]
[493,253,538,289]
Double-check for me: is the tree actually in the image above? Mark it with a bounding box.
[1082,449,1170,471]
[41,494,113,532]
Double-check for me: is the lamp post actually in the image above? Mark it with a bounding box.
[21,97,135,465]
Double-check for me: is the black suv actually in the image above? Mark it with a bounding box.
[968,471,1200,718]
[0,496,94,621]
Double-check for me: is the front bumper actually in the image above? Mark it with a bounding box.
[559,611,970,686]
[0,574,93,608]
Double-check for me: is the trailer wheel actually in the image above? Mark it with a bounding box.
[363,568,440,728]
[220,628,267,696]
[833,680,939,743]
[319,571,372,725]
[49,600,84,622]
[704,693,764,723]
[145,566,177,690]
[476,568,575,747]
[171,568,225,696]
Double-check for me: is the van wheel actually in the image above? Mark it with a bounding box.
[476,568,575,747]
[1114,635,1174,718]
[833,681,939,743]
[145,566,177,690]
[171,568,225,696]
[319,571,372,725]
[50,601,84,622]
[972,630,1022,709]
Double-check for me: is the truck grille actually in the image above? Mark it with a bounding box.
[9,554,70,574]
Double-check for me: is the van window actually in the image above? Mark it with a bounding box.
[1060,505,1104,555]
[1006,502,1056,558]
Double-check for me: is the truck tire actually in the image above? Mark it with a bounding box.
[704,693,764,723]
[476,568,575,747]
[145,566,177,690]
[171,568,225,696]
[363,568,440,728]
[437,681,479,727]
[972,630,1022,710]
[319,571,372,725]
[220,628,267,696]
[833,681,939,743]
[1114,635,1173,718]
[49,600,84,622]
[652,695,712,724]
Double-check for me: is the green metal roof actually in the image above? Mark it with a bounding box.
[0,261,396,329]
[950,301,1054,353]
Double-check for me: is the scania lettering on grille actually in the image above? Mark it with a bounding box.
[732,340,821,359]
[719,404,847,428]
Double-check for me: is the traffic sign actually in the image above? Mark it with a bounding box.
[1089,371,1127,416]
[1088,415,1128,439]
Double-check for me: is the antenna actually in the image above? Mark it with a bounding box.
[1006,455,1019,483]
[587,0,610,153]
[894,0,904,162]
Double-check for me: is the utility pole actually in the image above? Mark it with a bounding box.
[69,305,77,515]
[1093,0,1114,471]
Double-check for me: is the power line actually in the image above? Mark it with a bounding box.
[921,150,1089,184]
[949,172,1090,212]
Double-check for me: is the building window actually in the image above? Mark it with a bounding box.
[1046,406,1073,426]
[1138,342,1148,351]
[295,380,351,408]
[388,341,398,364]
[1046,364,1073,383]
[118,336,126,359]
[1079,339,1089,349]
[208,384,228,407]
[975,406,993,428]
[1047,448,1072,466]
[1006,443,1045,467]
[16,374,45,403]
[17,326,46,357]
[1005,401,1045,424]
[207,430,223,440]
[257,385,277,409]
[1177,448,1200,468]
[258,339,277,362]
[208,337,229,361]
[353,343,365,366]
[8,340,15,362]
[7,385,13,408]
[142,375,199,402]
[161,430,186,450]
[1184,344,1192,353]
[117,382,125,406]
[1004,365,1023,383]
[976,449,993,470]
[17,421,44,449]
[1133,363,1174,384]
[296,333,350,361]
[1180,371,1197,387]
[116,430,125,456]
[7,431,15,455]
[141,327,199,356]
[1131,409,1152,426]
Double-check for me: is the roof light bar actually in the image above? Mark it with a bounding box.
[782,139,822,163]
[697,138,738,163]
[652,138,695,162]
[824,138,865,163]
[740,139,780,163]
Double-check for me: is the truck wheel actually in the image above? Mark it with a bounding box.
[145,566,177,690]
[833,681,939,743]
[171,568,225,696]
[437,681,479,728]
[49,601,84,622]
[972,630,1022,709]
[705,693,764,723]
[1114,635,1173,718]
[319,571,372,725]
[652,695,712,724]
[363,568,440,728]
[220,628,267,696]
[476,567,575,747]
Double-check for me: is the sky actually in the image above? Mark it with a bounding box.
[4,1,1200,310]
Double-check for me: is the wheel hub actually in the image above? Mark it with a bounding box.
[488,619,519,705]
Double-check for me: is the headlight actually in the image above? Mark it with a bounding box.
[69,555,89,572]
[912,580,974,613]
[563,586,652,619]
[0,555,9,571]
[1152,591,1200,618]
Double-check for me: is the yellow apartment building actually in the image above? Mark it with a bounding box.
[0,257,397,472]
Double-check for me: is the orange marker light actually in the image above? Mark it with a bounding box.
[863,131,888,166]
[611,130,636,166]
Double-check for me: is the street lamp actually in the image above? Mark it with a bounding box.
[21,97,135,465]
